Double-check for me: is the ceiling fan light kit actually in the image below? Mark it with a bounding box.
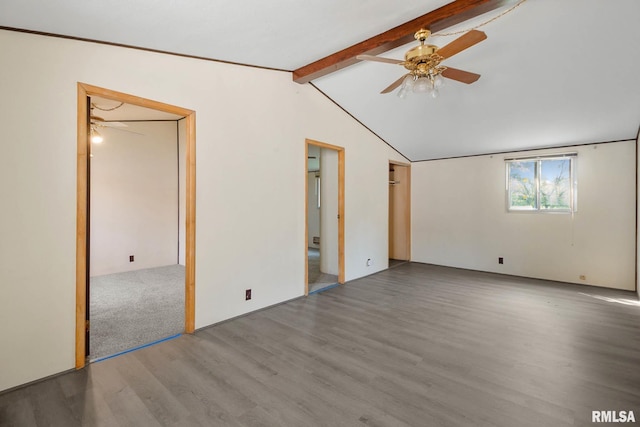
[90,127,103,144]
[357,28,486,98]
[397,70,446,99]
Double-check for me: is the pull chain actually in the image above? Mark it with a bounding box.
[432,0,528,37]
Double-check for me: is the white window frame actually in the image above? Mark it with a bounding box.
[315,173,321,209]
[505,153,577,213]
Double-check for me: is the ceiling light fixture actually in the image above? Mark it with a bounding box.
[398,71,446,99]
[395,29,447,99]
[90,126,103,144]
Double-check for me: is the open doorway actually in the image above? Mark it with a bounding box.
[389,161,410,268]
[305,139,345,295]
[87,97,185,360]
[76,83,196,369]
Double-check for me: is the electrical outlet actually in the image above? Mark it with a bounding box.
[245,289,251,300]
[366,258,372,266]
[498,257,503,264]
[129,255,134,262]
[579,275,586,280]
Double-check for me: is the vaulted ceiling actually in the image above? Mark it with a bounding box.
[1,0,639,160]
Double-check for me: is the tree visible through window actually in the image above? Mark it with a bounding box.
[507,155,575,212]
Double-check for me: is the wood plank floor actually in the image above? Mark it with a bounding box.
[2,263,640,426]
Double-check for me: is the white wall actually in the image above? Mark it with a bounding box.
[320,149,339,275]
[0,29,406,391]
[412,141,636,291]
[90,121,178,276]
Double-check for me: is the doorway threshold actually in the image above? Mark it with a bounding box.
[308,283,339,295]
[389,259,408,269]
[90,333,181,363]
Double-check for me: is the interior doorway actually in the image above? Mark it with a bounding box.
[305,139,345,295]
[389,161,411,267]
[88,99,185,360]
[76,83,196,369]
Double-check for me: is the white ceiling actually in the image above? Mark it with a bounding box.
[0,0,451,70]
[314,0,640,160]
[2,0,639,160]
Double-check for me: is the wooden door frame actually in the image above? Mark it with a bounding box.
[389,160,411,261]
[305,139,345,295]
[76,83,196,369]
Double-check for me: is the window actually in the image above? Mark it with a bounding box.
[315,173,321,209]
[506,154,576,212]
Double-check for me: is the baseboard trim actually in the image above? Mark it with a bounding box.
[409,261,638,296]
[0,368,76,396]
[194,295,306,333]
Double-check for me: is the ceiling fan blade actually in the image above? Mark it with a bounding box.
[435,30,486,59]
[91,115,128,128]
[109,127,144,136]
[357,54,404,65]
[100,121,128,128]
[95,124,143,136]
[381,74,409,94]
[441,67,481,84]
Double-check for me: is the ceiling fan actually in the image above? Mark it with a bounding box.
[90,102,128,130]
[90,103,142,142]
[90,114,128,129]
[357,29,486,98]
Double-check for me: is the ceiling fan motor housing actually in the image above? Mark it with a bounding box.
[404,44,438,63]
[404,44,444,77]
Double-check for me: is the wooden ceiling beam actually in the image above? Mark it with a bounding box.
[293,0,513,84]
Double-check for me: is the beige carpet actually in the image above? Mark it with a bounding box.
[89,264,184,360]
